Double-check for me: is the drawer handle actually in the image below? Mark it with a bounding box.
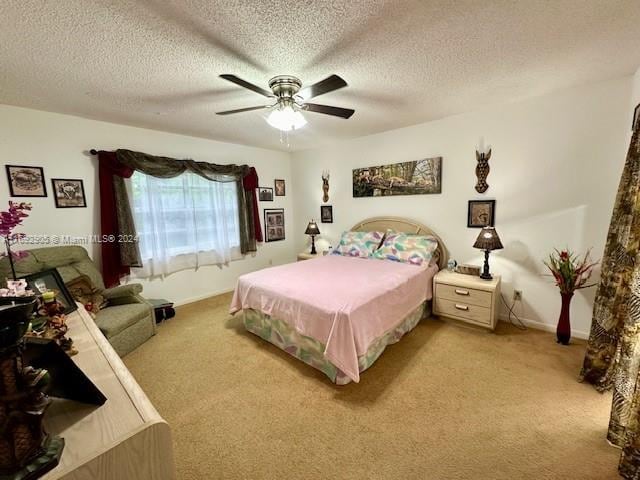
[455,289,470,296]
[455,304,469,311]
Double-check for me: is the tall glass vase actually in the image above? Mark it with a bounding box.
[556,292,574,345]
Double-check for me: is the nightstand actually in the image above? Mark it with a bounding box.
[433,270,501,330]
[297,252,321,261]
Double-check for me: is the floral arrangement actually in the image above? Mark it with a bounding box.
[0,201,31,280]
[543,248,598,294]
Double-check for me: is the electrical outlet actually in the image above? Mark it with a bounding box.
[513,290,522,301]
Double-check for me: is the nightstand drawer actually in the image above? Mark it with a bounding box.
[434,298,491,326]
[436,283,492,308]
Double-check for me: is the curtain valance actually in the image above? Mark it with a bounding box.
[97,149,262,287]
[115,149,249,181]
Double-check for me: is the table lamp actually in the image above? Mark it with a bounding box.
[473,226,503,280]
[305,220,321,254]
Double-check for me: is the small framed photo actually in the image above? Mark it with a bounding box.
[264,209,285,242]
[258,187,273,202]
[51,179,86,208]
[467,200,496,228]
[24,268,78,315]
[274,179,286,196]
[6,165,47,197]
[320,205,333,223]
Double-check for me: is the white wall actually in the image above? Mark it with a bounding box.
[291,76,633,338]
[0,105,294,305]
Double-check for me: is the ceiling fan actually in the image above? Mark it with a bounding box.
[216,74,355,131]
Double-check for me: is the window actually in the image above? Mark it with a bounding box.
[130,171,241,277]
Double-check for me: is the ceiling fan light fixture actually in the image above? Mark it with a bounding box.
[266,104,307,132]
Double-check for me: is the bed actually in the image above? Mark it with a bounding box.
[229,217,448,384]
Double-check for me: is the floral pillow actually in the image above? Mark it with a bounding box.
[372,232,439,266]
[332,231,385,258]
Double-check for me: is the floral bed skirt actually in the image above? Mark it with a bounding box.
[242,301,429,384]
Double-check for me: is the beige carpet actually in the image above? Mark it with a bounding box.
[124,293,619,480]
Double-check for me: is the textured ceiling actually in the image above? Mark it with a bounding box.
[1,0,640,152]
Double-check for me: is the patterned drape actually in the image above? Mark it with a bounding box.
[580,124,640,478]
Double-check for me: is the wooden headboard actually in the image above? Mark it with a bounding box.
[351,216,448,270]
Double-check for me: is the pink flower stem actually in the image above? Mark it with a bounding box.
[4,236,16,281]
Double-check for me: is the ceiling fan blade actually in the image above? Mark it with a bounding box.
[304,103,354,119]
[216,105,269,115]
[298,75,347,100]
[219,74,273,98]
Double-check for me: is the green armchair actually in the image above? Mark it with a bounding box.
[0,246,155,357]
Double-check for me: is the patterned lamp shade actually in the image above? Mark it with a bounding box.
[304,220,320,236]
[473,226,504,251]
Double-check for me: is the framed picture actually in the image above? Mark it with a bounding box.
[23,268,78,315]
[5,165,47,197]
[258,187,273,202]
[353,157,442,197]
[633,103,640,131]
[264,209,285,242]
[468,200,496,228]
[274,179,286,196]
[51,179,86,208]
[320,205,333,223]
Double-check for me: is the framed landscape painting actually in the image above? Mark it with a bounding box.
[264,209,285,242]
[6,165,47,197]
[352,157,442,197]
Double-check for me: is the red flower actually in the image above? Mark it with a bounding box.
[559,251,569,261]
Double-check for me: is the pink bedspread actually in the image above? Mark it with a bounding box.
[229,255,438,383]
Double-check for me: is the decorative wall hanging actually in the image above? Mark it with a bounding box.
[352,157,442,197]
[475,149,491,193]
[258,187,273,201]
[320,205,333,223]
[264,209,285,242]
[274,179,286,196]
[6,165,47,197]
[467,200,495,228]
[322,170,330,203]
[51,179,86,208]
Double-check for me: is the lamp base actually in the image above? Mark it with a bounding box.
[309,235,317,255]
[480,250,493,281]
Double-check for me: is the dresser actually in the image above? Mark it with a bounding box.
[433,270,501,330]
[42,306,175,479]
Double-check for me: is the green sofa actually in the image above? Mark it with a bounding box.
[0,246,155,357]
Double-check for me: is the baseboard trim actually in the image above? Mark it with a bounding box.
[499,314,589,340]
[173,288,235,307]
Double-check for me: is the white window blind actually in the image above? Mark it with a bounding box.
[130,171,241,277]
